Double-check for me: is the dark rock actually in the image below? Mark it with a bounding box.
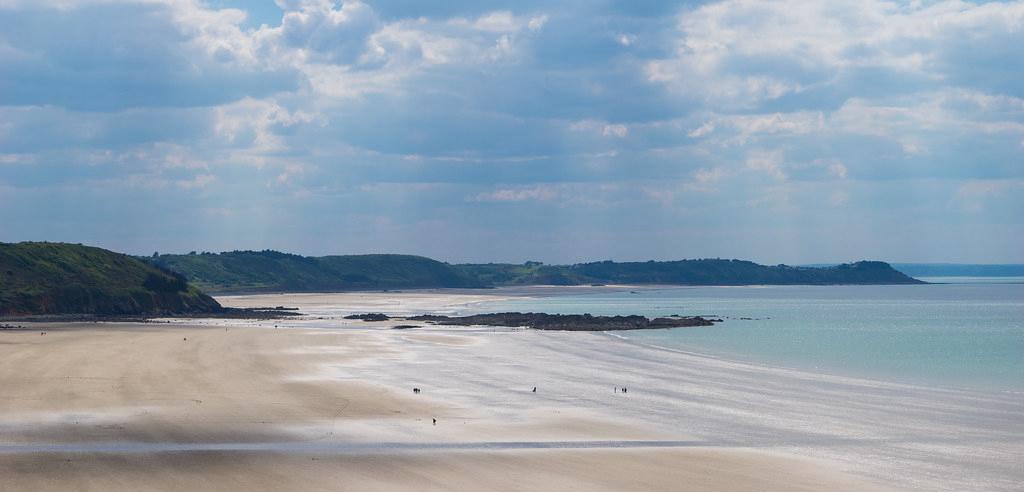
[406,312,716,331]
[344,313,390,321]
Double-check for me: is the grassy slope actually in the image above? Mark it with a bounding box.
[151,251,484,293]
[0,242,221,316]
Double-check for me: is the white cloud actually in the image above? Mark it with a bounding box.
[273,163,307,186]
[602,124,628,138]
[473,185,557,202]
[694,167,728,184]
[829,90,1024,144]
[647,0,1024,108]
[675,88,1023,164]
[468,11,519,32]
[828,162,849,179]
[275,0,379,64]
[955,179,1018,212]
[722,112,824,140]
[745,149,786,180]
[528,15,549,31]
[180,173,216,189]
[688,121,715,138]
[570,120,629,139]
[214,98,321,155]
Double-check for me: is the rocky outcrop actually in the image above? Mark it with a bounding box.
[343,313,390,321]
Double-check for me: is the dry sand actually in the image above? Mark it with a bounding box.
[0,312,871,491]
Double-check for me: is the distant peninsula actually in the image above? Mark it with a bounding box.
[0,242,924,317]
[150,250,923,294]
[891,263,1024,277]
[0,242,221,317]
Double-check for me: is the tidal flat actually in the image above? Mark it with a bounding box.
[1,289,1020,491]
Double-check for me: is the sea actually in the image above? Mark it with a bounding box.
[473,278,1024,392]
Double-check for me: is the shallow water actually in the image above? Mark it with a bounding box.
[475,283,1024,392]
[204,290,1024,490]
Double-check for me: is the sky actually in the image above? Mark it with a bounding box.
[0,0,1022,264]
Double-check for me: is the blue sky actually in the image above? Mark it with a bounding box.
[0,0,1021,263]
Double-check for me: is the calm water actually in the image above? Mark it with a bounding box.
[475,282,1024,392]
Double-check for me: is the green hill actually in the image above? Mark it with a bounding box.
[565,259,922,285]
[0,243,921,315]
[452,262,591,286]
[0,242,221,316]
[151,251,484,294]
[153,251,921,293]
[453,259,922,286]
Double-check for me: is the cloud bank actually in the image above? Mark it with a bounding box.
[0,0,1021,263]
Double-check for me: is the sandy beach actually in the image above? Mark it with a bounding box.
[1,290,1020,490]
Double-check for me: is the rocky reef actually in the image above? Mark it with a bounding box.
[406,312,717,331]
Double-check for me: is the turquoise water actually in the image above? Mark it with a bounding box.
[917,276,1024,284]
[475,283,1024,391]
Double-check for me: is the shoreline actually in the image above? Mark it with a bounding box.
[599,328,1024,396]
[1,290,1021,490]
